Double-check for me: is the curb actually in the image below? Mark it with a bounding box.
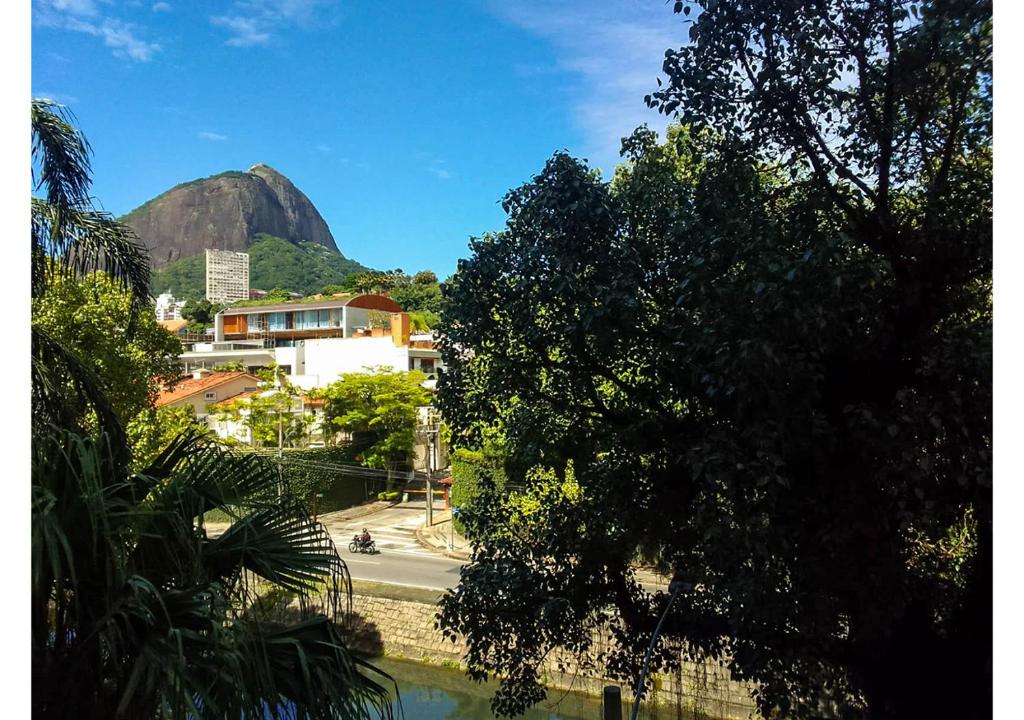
[414,521,473,561]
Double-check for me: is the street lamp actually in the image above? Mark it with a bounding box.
[629,571,693,720]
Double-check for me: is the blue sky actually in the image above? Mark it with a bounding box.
[32,1,684,278]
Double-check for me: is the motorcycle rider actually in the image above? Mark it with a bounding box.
[359,528,372,549]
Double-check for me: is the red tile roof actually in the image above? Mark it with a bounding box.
[211,389,325,408]
[156,372,261,407]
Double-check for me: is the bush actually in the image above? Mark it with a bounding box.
[376,490,401,502]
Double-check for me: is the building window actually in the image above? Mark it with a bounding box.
[268,312,286,331]
[205,392,216,400]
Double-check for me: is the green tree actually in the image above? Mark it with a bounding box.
[390,281,442,315]
[435,1,991,714]
[213,389,315,450]
[413,270,438,285]
[31,99,394,718]
[33,268,183,423]
[264,286,293,302]
[125,404,209,469]
[182,297,224,332]
[320,369,431,473]
[212,360,247,372]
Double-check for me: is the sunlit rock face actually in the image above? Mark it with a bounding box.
[122,163,339,267]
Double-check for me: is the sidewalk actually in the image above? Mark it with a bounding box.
[414,509,473,560]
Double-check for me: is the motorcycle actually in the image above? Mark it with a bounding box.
[349,535,377,554]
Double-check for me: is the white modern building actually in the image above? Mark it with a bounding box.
[205,249,250,304]
[155,291,186,321]
[178,293,443,390]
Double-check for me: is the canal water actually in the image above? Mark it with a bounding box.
[372,657,682,720]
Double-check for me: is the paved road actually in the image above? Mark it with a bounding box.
[321,502,466,590]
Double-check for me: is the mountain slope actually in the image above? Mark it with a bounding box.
[121,164,340,267]
[150,234,366,299]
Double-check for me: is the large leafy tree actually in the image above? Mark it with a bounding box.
[31,99,394,718]
[435,1,991,717]
[33,268,182,423]
[320,369,431,472]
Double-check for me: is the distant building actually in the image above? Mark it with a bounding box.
[249,288,268,300]
[205,249,250,304]
[155,292,185,321]
[177,293,443,389]
[156,369,261,420]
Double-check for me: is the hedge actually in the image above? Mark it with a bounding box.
[450,443,506,533]
[279,446,389,516]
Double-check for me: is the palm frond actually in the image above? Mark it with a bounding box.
[204,501,346,596]
[31,198,151,308]
[31,99,91,212]
[31,326,129,466]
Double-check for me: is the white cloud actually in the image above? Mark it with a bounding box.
[198,131,228,141]
[47,0,97,16]
[211,15,271,46]
[314,143,332,153]
[64,17,161,61]
[36,1,161,62]
[428,168,452,180]
[152,2,172,12]
[210,1,338,47]
[488,0,680,174]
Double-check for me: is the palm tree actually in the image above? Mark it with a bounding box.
[31,99,395,719]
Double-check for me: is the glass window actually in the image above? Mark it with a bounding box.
[268,312,286,331]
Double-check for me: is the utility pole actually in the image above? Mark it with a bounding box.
[277,403,284,498]
[424,425,436,528]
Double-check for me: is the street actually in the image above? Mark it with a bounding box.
[320,501,465,590]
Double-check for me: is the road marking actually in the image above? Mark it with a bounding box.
[343,558,381,565]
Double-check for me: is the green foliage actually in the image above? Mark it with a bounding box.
[413,270,438,285]
[34,429,395,719]
[150,233,367,299]
[149,252,205,299]
[436,3,991,715]
[125,404,209,469]
[32,269,183,423]
[212,385,315,450]
[181,298,224,332]
[377,490,401,502]
[320,368,431,471]
[263,286,293,302]
[390,280,442,315]
[449,437,507,533]
[247,234,365,296]
[408,310,439,333]
[212,361,246,372]
[277,446,384,514]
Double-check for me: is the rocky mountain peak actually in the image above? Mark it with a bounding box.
[121,165,339,268]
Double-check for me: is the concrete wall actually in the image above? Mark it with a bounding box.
[274,344,305,375]
[303,337,411,385]
[345,592,760,720]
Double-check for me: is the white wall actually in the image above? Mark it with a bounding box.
[273,345,305,375]
[302,337,410,387]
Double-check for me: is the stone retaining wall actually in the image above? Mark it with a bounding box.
[346,592,760,720]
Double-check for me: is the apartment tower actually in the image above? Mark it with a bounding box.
[205,249,250,304]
